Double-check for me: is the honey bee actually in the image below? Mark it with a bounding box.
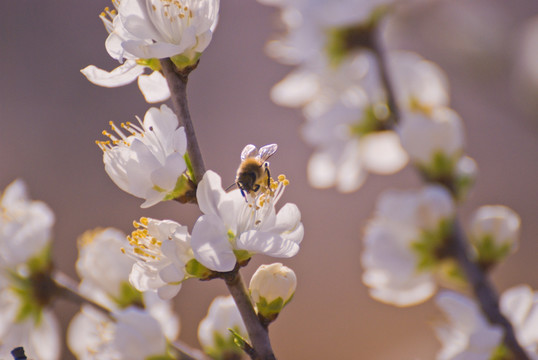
[235,143,278,198]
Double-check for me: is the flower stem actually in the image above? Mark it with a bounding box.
[223,271,276,360]
[450,221,530,360]
[369,27,400,128]
[52,271,208,360]
[160,58,206,184]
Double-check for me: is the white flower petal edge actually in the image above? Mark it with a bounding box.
[97,104,187,208]
[81,60,145,87]
[138,71,171,103]
[191,170,303,272]
[435,291,504,360]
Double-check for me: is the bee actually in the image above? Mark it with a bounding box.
[235,143,278,198]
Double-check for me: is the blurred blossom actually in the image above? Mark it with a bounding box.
[191,170,304,272]
[303,99,408,192]
[81,4,170,103]
[0,287,60,360]
[435,286,538,359]
[469,205,521,265]
[500,285,538,356]
[97,104,188,208]
[76,228,137,305]
[0,180,59,359]
[361,185,455,306]
[0,179,54,267]
[198,295,248,359]
[435,291,504,360]
[125,217,194,300]
[249,263,297,320]
[69,305,178,360]
[389,51,449,115]
[399,107,465,167]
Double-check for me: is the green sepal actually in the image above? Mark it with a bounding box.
[8,270,44,325]
[160,174,192,201]
[256,296,285,319]
[170,52,201,70]
[229,328,248,350]
[27,244,53,274]
[184,153,195,183]
[204,327,244,360]
[348,104,390,138]
[473,235,512,267]
[233,250,251,264]
[111,281,144,309]
[324,5,389,67]
[411,219,453,271]
[438,259,467,285]
[490,343,511,360]
[136,58,162,71]
[185,258,213,279]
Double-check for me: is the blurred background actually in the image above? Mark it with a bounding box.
[1,0,538,358]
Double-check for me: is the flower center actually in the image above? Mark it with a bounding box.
[123,217,163,261]
[148,0,194,43]
[96,119,145,152]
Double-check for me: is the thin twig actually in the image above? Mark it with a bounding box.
[222,271,276,360]
[449,221,530,359]
[53,271,209,360]
[160,58,206,184]
[369,27,400,128]
[171,340,211,360]
[52,271,113,318]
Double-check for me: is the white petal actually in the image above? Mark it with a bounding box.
[159,263,185,283]
[307,151,336,189]
[157,284,182,300]
[191,214,236,272]
[361,131,408,174]
[138,71,171,103]
[81,61,144,87]
[236,230,300,258]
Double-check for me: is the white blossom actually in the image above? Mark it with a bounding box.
[435,291,504,360]
[81,4,171,103]
[198,296,248,356]
[361,185,455,306]
[113,0,220,61]
[469,205,521,255]
[97,104,187,208]
[303,99,408,192]
[126,217,193,300]
[249,263,296,318]
[76,228,136,303]
[0,179,55,267]
[500,285,538,357]
[399,107,465,166]
[68,305,177,360]
[191,170,304,272]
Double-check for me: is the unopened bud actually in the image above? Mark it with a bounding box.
[249,263,297,321]
[470,205,520,266]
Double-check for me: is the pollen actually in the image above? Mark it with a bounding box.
[125,218,163,261]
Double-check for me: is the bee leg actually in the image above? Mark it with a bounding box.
[253,184,260,192]
[264,163,271,188]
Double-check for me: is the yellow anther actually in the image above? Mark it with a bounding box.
[121,247,126,254]
[283,179,290,186]
[111,9,117,15]
[278,174,286,181]
[100,12,106,17]
[140,217,149,225]
[132,220,140,228]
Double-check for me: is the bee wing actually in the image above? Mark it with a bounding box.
[258,143,278,161]
[241,144,258,161]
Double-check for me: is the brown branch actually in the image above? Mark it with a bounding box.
[222,270,276,360]
[449,221,529,359]
[369,27,400,128]
[160,58,206,184]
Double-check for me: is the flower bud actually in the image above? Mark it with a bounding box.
[470,205,521,266]
[249,263,297,320]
